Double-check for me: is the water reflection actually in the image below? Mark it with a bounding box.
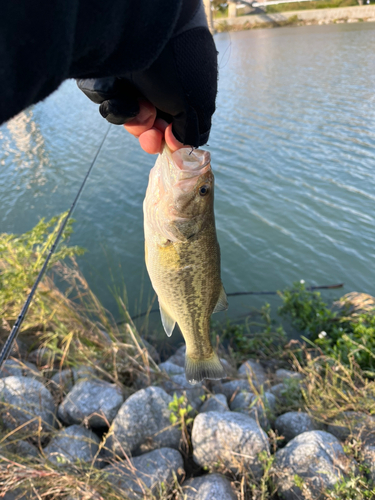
[0,23,375,330]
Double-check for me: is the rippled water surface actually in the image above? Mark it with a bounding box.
[1,22,375,330]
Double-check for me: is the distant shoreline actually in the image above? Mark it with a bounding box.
[214,4,375,31]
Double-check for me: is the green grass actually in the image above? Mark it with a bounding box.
[2,217,375,498]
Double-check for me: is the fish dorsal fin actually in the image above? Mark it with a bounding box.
[159,302,176,337]
[213,285,228,313]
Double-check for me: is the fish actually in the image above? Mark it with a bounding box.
[143,144,228,385]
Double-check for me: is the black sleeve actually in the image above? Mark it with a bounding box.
[0,0,182,125]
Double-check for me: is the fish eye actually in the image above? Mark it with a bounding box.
[199,185,209,196]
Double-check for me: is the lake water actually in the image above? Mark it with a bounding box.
[1,22,375,337]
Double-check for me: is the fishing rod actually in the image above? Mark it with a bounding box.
[0,126,111,370]
[117,282,344,324]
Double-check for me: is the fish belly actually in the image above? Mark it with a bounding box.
[146,227,226,383]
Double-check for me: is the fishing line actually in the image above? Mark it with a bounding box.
[0,125,111,370]
[117,283,344,324]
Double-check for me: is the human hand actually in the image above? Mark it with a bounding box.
[77,0,217,154]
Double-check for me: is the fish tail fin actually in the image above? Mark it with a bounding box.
[185,352,226,385]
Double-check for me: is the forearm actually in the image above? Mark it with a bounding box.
[0,0,182,125]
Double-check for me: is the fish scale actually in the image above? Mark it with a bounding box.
[143,145,228,384]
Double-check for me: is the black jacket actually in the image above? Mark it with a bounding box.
[0,0,183,125]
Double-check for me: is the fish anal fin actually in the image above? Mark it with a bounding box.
[159,302,176,338]
[213,285,228,313]
[185,352,226,385]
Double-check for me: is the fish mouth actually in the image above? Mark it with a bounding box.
[172,148,211,177]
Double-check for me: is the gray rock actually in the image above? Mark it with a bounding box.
[200,394,229,413]
[275,369,303,383]
[159,361,185,376]
[105,447,184,499]
[28,347,54,367]
[230,391,276,429]
[275,412,319,442]
[51,369,75,393]
[108,386,181,457]
[3,489,37,500]
[0,360,39,379]
[229,391,254,412]
[327,411,375,444]
[238,359,268,388]
[362,444,375,483]
[180,473,236,500]
[73,365,98,382]
[213,379,251,401]
[44,425,100,466]
[0,438,39,458]
[0,376,56,433]
[162,374,204,411]
[166,345,186,368]
[192,411,269,477]
[58,379,123,427]
[269,382,288,403]
[219,358,237,379]
[273,430,357,500]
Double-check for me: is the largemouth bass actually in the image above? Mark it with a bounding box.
[143,145,227,384]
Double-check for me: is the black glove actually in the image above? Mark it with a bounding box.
[77,0,217,147]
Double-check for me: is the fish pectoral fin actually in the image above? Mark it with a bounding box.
[159,302,176,337]
[213,285,228,313]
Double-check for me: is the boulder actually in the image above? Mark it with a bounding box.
[238,359,268,388]
[362,444,375,483]
[230,391,276,429]
[105,447,184,499]
[162,375,204,411]
[275,369,303,383]
[3,489,37,500]
[51,369,75,393]
[58,379,123,427]
[219,358,237,379]
[192,411,269,477]
[0,376,56,434]
[0,360,39,379]
[200,394,229,413]
[27,347,54,368]
[273,430,357,500]
[213,379,252,401]
[44,425,100,466]
[72,365,98,382]
[269,383,288,404]
[0,438,39,458]
[327,411,375,444]
[275,412,319,442]
[166,346,186,368]
[159,361,185,376]
[180,473,236,500]
[108,386,181,457]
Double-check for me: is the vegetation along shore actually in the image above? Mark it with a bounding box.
[2,216,375,499]
[214,4,375,32]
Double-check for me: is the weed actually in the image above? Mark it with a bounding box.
[216,303,287,362]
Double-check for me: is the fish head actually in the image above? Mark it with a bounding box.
[158,146,214,242]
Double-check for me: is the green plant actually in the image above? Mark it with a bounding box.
[169,393,195,456]
[325,473,375,499]
[216,303,287,361]
[279,282,375,374]
[0,213,84,316]
[278,281,339,340]
[169,393,194,429]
